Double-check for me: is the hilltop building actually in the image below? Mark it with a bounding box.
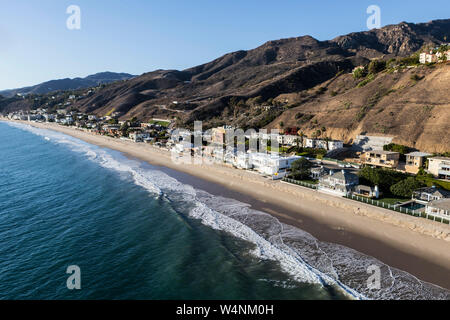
[427,157,450,180]
[361,150,400,169]
[404,151,431,174]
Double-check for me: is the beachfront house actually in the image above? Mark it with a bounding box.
[412,186,450,204]
[318,170,359,196]
[404,151,432,174]
[44,114,55,122]
[129,132,150,142]
[310,166,329,180]
[211,126,235,145]
[361,150,400,169]
[102,124,121,135]
[425,199,450,221]
[250,153,301,180]
[27,114,40,121]
[427,157,450,180]
[173,142,194,154]
[235,153,253,170]
[353,185,380,199]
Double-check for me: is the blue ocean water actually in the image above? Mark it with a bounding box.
[0,121,448,300]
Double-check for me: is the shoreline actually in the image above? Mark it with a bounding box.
[4,119,450,291]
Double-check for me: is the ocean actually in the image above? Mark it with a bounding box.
[0,121,448,300]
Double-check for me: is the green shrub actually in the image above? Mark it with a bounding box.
[398,54,420,66]
[358,167,408,193]
[316,87,327,95]
[368,59,387,74]
[357,74,375,88]
[353,67,367,79]
[383,143,410,155]
[290,158,313,180]
[390,177,425,198]
[410,74,424,81]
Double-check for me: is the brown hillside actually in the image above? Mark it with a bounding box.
[269,63,450,153]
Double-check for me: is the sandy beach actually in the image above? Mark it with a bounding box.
[5,120,450,290]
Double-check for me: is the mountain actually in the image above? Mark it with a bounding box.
[0,72,135,97]
[2,19,449,151]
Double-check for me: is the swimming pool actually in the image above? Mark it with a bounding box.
[399,201,425,211]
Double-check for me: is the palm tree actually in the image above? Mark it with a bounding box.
[324,136,330,151]
[297,131,305,148]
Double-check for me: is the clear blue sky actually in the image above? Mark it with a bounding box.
[1,0,448,90]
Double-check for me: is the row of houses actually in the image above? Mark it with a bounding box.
[184,144,303,180]
[413,186,450,221]
[315,169,450,221]
[210,126,344,151]
[360,150,449,179]
[419,49,450,64]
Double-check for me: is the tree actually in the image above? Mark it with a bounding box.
[368,59,386,74]
[390,177,425,198]
[298,131,305,147]
[358,167,408,193]
[120,122,129,136]
[290,158,313,180]
[324,136,330,151]
[383,143,410,155]
[353,67,367,79]
[315,129,322,138]
[129,117,139,127]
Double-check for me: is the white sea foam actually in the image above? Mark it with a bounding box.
[8,121,450,300]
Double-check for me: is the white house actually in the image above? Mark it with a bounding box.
[129,132,150,142]
[249,153,301,179]
[353,185,380,199]
[173,143,194,153]
[412,186,450,204]
[44,114,55,122]
[427,157,450,180]
[327,140,344,151]
[425,199,450,221]
[419,52,437,64]
[235,153,253,169]
[304,138,342,150]
[278,135,300,146]
[318,170,359,196]
[310,166,329,180]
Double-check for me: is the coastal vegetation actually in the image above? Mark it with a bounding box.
[289,158,313,180]
[390,177,425,198]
